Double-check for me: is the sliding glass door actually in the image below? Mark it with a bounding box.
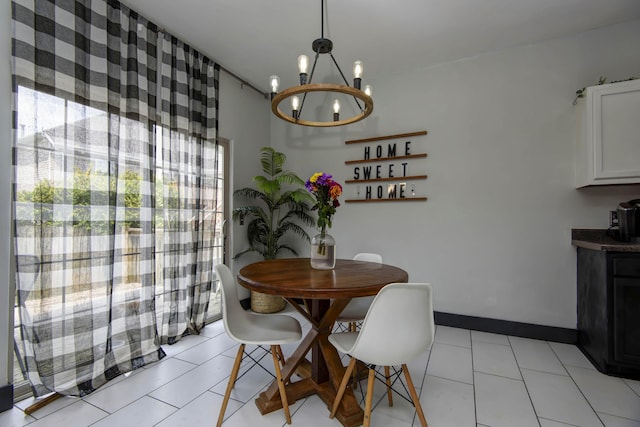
[12,86,228,400]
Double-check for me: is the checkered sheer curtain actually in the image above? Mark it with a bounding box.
[11,0,220,397]
[155,33,220,344]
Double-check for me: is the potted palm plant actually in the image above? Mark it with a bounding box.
[232,146,315,312]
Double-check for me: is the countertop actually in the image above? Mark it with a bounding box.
[572,229,640,252]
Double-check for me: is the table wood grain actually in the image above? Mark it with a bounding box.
[238,257,409,299]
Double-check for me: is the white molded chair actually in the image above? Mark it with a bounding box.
[329,282,434,427]
[352,252,382,263]
[335,253,382,331]
[214,264,302,426]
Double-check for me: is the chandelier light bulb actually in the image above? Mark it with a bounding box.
[333,99,340,121]
[298,54,309,84]
[353,60,363,89]
[364,84,372,97]
[270,75,280,92]
[298,55,309,74]
[291,95,300,119]
[269,75,280,99]
[353,61,363,79]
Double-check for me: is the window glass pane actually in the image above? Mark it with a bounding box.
[13,86,226,393]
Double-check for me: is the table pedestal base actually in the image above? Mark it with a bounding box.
[255,378,364,427]
[254,298,364,427]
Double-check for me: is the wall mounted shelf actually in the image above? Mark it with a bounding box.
[345,130,427,144]
[345,197,427,203]
[345,175,427,184]
[345,153,427,165]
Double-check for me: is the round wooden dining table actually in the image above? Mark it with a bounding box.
[237,257,408,427]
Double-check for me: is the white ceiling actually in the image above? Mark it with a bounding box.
[122,0,640,94]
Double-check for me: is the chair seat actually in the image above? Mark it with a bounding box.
[328,331,358,354]
[231,312,302,345]
[335,296,374,322]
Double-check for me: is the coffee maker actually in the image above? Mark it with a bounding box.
[617,199,640,243]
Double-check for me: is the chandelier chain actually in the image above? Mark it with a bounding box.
[321,0,325,39]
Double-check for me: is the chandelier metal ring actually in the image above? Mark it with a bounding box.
[271,83,373,127]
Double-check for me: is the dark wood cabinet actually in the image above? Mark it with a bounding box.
[612,276,640,366]
[577,248,640,378]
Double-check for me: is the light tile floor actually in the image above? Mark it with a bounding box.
[3,311,640,427]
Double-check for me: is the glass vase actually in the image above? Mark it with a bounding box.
[310,231,336,270]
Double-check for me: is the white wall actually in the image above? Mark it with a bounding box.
[271,20,640,329]
[218,72,271,299]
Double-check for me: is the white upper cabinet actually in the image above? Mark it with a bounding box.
[575,79,640,187]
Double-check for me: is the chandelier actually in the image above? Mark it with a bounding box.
[269,0,374,127]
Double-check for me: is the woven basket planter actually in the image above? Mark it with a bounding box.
[250,290,286,313]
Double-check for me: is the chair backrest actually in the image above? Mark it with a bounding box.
[215,264,252,343]
[353,252,383,263]
[349,282,434,366]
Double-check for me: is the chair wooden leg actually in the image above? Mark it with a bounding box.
[275,345,286,370]
[363,367,376,427]
[402,363,428,427]
[271,345,292,424]
[345,322,361,389]
[330,357,357,419]
[351,352,360,390]
[384,366,394,406]
[216,344,245,427]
